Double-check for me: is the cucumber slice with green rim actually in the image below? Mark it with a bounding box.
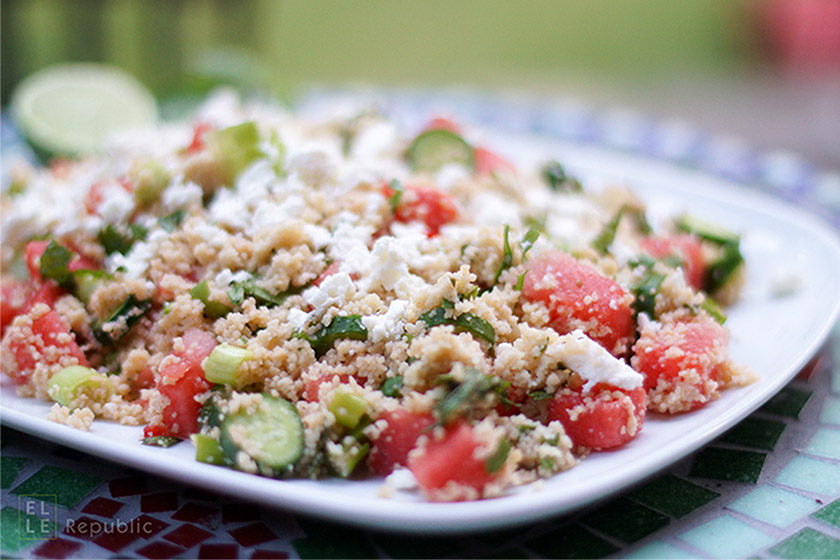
[675,214,740,246]
[220,393,304,475]
[10,63,157,160]
[407,129,475,173]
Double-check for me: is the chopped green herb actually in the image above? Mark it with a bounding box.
[701,297,727,324]
[629,256,666,318]
[93,295,152,346]
[435,368,500,425]
[542,160,582,192]
[228,276,297,308]
[591,206,625,255]
[420,305,495,345]
[39,240,74,287]
[539,456,556,470]
[527,390,553,401]
[381,376,404,398]
[704,243,744,295]
[485,438,512,474]
[520,227,540,258]
[515,271,527,291]
[97,224,146,256]
[159,210,186,232]
[306,315,368,357]
[141,436,182,448]
[493,225,513,284]
[388,178,403,213]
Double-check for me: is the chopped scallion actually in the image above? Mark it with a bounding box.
[48,365,106,408]
[204,343,253,386]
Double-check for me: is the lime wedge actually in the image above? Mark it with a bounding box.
[10,63,157,159]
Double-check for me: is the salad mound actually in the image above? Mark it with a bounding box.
[0,92,756,501]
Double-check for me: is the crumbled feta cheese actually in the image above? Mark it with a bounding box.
[557,329,643,391]
[215,268,251,287]
[98,182,136,224]
[209,187,249,230]
[162,179,203,210]
[249,194,306,234]
[469,191,520,227]
[435,163,471,191]
[362,299,408,343]
[287,308,309,331]
[384,468,419,490]
[302,272,357,315]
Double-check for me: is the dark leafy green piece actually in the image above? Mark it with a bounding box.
[420,305,495,345]
[228,276,298,308]
[629,255,666,319]
[541,160,582,192]
[387,178,403,213]
[97,224,147,256]
[305,315,368,357]
[141,436,182,448]
[159,210,186,233]
[39,241,74,286]
[434,368,501,425]
[93,295,152,346]
[381,376,404,398]
[493,225,513,284]
[485,438,512,474]
[592,206,625,255]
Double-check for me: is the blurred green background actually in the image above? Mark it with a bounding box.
[2,0,838,169]
[1,0,756,104]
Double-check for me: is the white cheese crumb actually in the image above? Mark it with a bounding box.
[556,329,643,391]
[362,299,408,343]
[384,468,419,490]
[302,272,357,315]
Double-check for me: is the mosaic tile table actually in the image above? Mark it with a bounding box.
[2,91,840,559]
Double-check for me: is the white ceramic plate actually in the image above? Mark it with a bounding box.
[3,128,840,534]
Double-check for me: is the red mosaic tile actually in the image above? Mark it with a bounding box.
[163,523,213,548]
[183,487,217,502]
[136,541,185,559]
[141,491,179,513]
[82,496,123,518]
[229,522,277,547]
[251,549,290,559]
[63,515,104,540]
[32,537,83,559]
[109,476,149,497]
[222,502,261,523]
[93,529,140,552]
[133,514,169,539]
[199,543,239,559]
[172,502,218,525]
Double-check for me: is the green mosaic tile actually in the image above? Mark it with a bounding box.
[678,515,773,559]
[0,506,57,554]
[760,387,812,419]
[625,541,700,559]
[774,455,840,495]
[10,465,102,509]
[689,447,767,483]
[821,396,840,424]
[524,523,618,559]
[813,498,840,528]
[727,485,817,528]
[579,497,670,543]
[771,527,840,559]
[0,457,28,489]
[803,428,840,460]
[719,416,786,451]
[627,474,719,518]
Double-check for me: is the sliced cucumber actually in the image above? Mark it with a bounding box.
[407,129,474,173]
[220,393,304,475]
[676,214,740,246]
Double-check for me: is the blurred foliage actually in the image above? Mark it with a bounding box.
[1,0,754,106]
